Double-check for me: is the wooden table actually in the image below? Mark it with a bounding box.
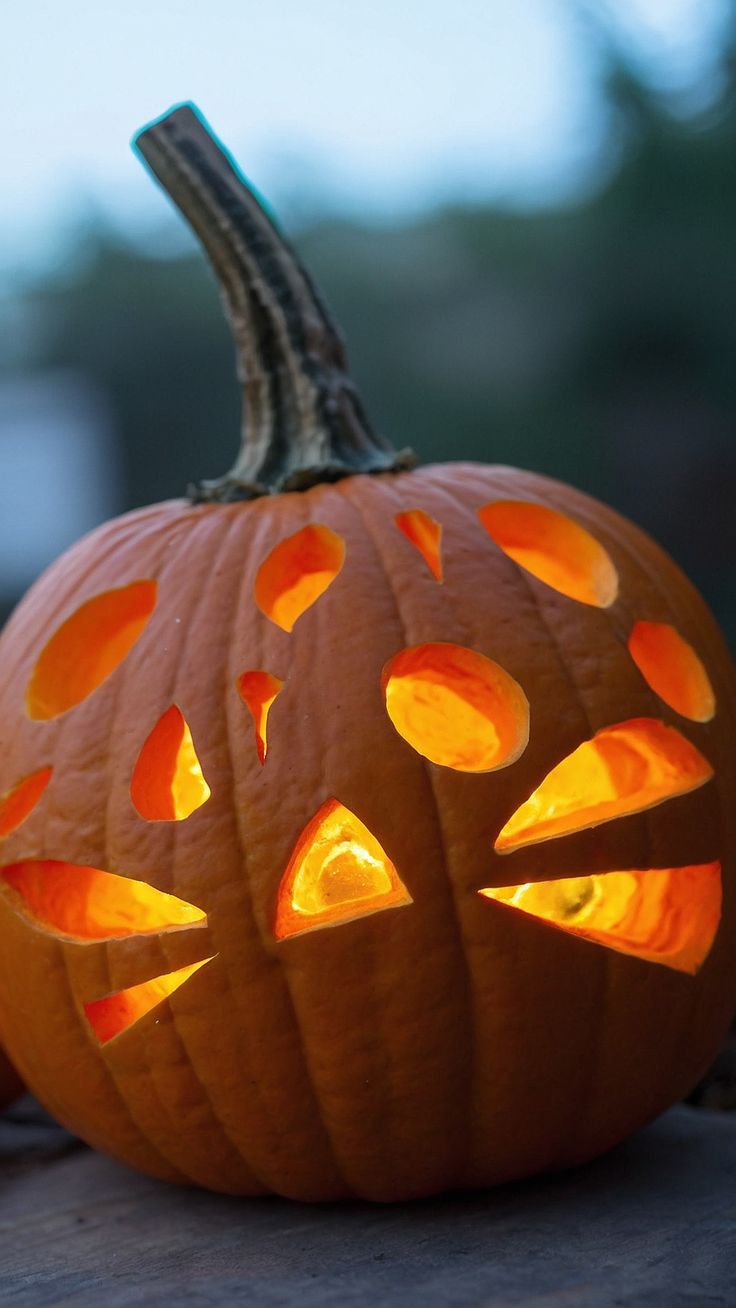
[2,1098,735,1306]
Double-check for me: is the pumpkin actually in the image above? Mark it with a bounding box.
[0,1048,23,1110]
[0,104,733,1201]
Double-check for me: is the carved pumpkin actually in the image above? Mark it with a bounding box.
[0,105,733,1200]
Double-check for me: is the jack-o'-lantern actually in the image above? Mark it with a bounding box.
[0,105,733,1200]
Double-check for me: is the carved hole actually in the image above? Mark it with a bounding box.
[495,718,713,853]
[0,768,52,838]
[255,524,345,632]
[131,706,211,821]
[628,621,715,722]
[26,580,157,720]
[478,500,618,607]
[479,862,721,974]
[395,509,443,581]
[237,671,284,764]
[1,860,205,939]
[85,957,215,1044]
[382,643,529,772]
[275,799,411,940]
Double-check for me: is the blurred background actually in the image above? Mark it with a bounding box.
[0,0,734,648]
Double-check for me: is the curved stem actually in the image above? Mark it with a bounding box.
[135,104,415,500]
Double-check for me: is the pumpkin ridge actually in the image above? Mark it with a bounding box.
[482,482,725,1148]
[220,505,349,1195]
[507,587,617,1152]
[404,474,481,645]
[266,486,395,1196]
[439,472,597,822]
[567,494,730,1112]
[93,513,228,1181]
[161,508,283,1189]
[625,516,725,1100]
[101,954,263,1190]
[100,511,196,895]
[627,520,729,726]
[344,475,477,1188]
[164,512,258,1177]
[12,680,121,1151]
[60,932,191,1183]
[78,921,215,998]
[487,500,598,783]
[445,473,614,1160]
[26,539,196,1182]
[473,481,627,1156]
[550,479,722,711]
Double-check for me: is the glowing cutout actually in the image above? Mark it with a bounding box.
[26,580,157,720]
[85,957,214,1044]
[395,509,443,581]
[479,862,721,974]
[495,718,713,853]
[237,671,284,764]
[382,643,529,772]
[131,706,211,821]
[275,799,411,940]
[478,500,618,607]
[255,524,345,632]
[1,860,205,939]
[628,621,715,722]
[0,768,52,838]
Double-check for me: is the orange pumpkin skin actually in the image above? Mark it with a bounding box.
[0,1047,23,1110]
[0,461,734,1200]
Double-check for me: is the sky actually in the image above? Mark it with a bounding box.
[0,0,730,269]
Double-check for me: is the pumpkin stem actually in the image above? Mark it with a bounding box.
[134,104,415,501]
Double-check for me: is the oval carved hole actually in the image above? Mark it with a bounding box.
[382,643,529,772]
[1,860,205,939]
[495,718,713,853]
[0,768,52,838]
[275,799,411,940]
[26,580,157,720]
[478,500,618,607]
[85,957,215,1044]
[395,509,443,582]
[255,524,345,632]
[479,862,721,975]
[628,621,715,722]
[237,671,283,764]
[131,706,211,821]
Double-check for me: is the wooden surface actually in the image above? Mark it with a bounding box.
[1,1097,735,1306]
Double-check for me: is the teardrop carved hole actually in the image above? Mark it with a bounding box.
[26,580,157,720]
[479,862,721,975]
[0,768,52,838]
[495,718,713,853]
[255,524,345,632]
[85,957,214,1044]
[1,860,205,940]
[628,621,715,722]
[478,501,618,607]
[382,643,529,772]
[131,706,211,821]
[237,671,283,764]
[275,799,411,940]
[395,509,443,581]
